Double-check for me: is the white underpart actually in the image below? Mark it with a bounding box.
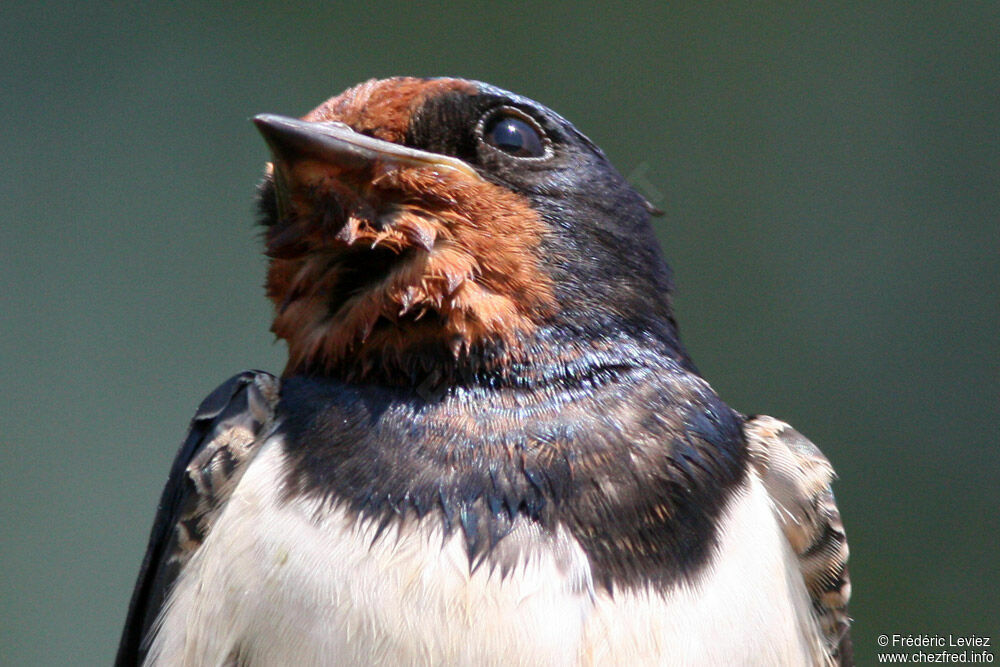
[581,473,827,666]
[147,436,826,666]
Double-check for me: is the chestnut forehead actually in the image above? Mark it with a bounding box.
[303,77,477,144]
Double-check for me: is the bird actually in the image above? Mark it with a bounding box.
[116,77,852,666]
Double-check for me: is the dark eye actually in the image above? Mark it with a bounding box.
[482,112,547,158]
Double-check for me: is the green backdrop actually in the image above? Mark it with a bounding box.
[2,3,997,664]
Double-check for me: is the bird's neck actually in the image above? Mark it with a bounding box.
[285,322,695,390]
[277,347,745,593]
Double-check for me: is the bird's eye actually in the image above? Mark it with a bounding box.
[482,111,547,158]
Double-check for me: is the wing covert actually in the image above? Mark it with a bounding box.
[745,415,853,666]
[115,370,280,666]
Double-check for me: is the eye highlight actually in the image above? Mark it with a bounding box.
[481,109,548,158]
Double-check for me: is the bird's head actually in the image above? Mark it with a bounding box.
[255,77,688,383]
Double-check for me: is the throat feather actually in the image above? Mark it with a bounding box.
[266,176,558,379]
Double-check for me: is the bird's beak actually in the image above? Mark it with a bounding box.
[253,113,480,182]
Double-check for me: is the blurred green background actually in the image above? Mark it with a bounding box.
[2,2,997,664]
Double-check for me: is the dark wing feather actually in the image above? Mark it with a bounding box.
[744,415,853,667]
[115,371,280,667]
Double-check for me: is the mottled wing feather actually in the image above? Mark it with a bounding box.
[744,415,853,667]
[116,371,280,667]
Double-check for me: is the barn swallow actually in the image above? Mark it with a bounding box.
[117,77,852,666]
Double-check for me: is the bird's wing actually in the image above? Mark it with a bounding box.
[744,415,854,666]
[115,370,280,667]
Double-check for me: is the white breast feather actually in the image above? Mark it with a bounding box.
[147,437,825,666]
